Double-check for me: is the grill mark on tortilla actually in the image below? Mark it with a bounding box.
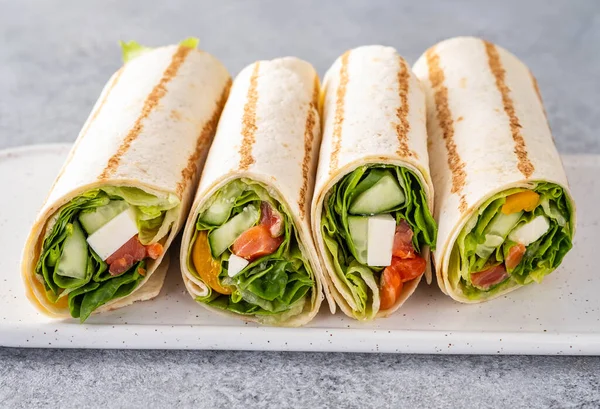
[298,74,320,218]
[176,78,232,195]
[99,45,192,179]
[329,51,350,174]
[529,70,556,144]
[239,62,260,171]
[530,71,545,115]
[425,48,468,213]
[484,41,535,179]
[395,56,413,158]
[170,109,182,121]
[529,70,553,125]
[43,67,125,206]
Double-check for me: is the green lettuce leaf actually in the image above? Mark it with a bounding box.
[190,179,314,323]
[179,37,200,49]
[100,186,179,244]
[37,190,109,296]
[119,37,200,63]
[119,40,152,63]
[455,182,574,299]
[320,165,437,318]
[68,262,145,322]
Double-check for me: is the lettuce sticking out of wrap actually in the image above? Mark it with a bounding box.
[36,187,179,322]
[321,164,437,320]
[450,182,574,300]
[120,38,199,63]
[187,179,314,322]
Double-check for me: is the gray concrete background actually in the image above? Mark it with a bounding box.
[1,0,599,407]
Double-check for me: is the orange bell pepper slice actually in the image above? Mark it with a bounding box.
[192,231,231,295]
[501,191,539,214]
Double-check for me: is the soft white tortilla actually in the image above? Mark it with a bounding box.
[311,45,435,320]
[22,44,231,318]
[179,57,327,327]
[412,36,576,302]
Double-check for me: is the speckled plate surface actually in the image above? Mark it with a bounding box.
[1,144,598,354]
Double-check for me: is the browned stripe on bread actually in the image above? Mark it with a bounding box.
[530,70,553,125]
[395,56,414,158]
[530,71,545,116]
[298,74,320,218]
[170,109,182,121]
[329,51,350,174]
[43,67,125,206]
[176,78,232,196]
[99,45,193,179]
[239,62,260,171]
[529,70,556,144]
[484,41,535,179]
[425,48,468,213]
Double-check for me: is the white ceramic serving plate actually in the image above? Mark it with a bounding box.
[1,144,598,354]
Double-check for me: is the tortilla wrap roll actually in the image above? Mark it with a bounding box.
[412,37,576,302]
[179,57,327,327]
[21,39,231,322]
[311,46,438,320]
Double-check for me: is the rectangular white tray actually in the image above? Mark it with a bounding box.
[1,144,598,354]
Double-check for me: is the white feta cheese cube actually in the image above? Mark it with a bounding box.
[86,208,138,260]
[508,216,550,246]
[228,254,250,277]
[367,214,396,267]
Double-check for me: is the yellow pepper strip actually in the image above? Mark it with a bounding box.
[501,191,540,214]
[192,231,232,295]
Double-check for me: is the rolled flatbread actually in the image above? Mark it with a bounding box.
[412,37,576,302]
[311,46,438,320]
[179,57,327,327]
[21,40,231,321]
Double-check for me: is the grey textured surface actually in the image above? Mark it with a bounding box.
[1,0,599,408]
[1,349,600,409]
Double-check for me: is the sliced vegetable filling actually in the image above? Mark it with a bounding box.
[35,187,179,322]
[188,179,315,322]
[454,182,574,299]
[320,165,437,319]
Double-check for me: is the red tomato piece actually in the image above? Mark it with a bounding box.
[380,266,403,310]
[505,243,526,270]
[106,235,146,265]
[392,220,416,259]
[105,235,160,276]
[231,224,284,261]
[260,202,284,237]
[108,254,136,276]
[387,255,427,283]
[471,264,509,290]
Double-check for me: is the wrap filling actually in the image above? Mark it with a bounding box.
[320,165,437,319]
[35,187,179,322]
[187,179,315,323]
[450,182,574,299]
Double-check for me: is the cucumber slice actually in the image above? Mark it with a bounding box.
[79,200,129,234]
[347,216,368,264]
[208,204,260,257]
[475,211,522,258]
[475,234,504,258]
[56,221,88,279]
[349,172,405,215]
[201,180,245,225]
[487,211,523,237]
